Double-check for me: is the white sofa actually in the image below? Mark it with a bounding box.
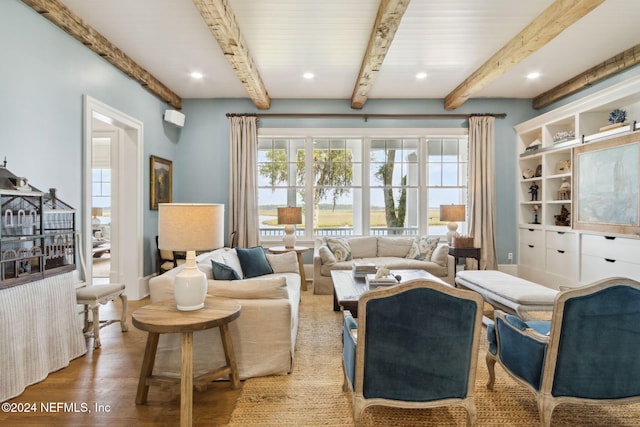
[148,248,301,380]
[313,236,454,294]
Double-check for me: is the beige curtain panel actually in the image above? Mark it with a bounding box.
[468,116,498,270]
[229,115,260,248]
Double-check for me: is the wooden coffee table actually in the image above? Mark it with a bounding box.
[331,269,449,317]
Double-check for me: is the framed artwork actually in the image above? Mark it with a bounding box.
[150,155,172,210]
[573,132,640,235]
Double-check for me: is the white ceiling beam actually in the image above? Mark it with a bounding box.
[351,0,410,109]
[444,0,606,110]
[192,0,270,109]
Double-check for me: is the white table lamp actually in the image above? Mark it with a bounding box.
[277,207,302,248]
[158,203,224,311]
[440,204,466,246]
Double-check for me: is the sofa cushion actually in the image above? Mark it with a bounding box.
[430,243,449,267]
[377,237,413,257]
[211,260,241,280]
[407,236,440,260]
[266,251,299,274]
[348,236,378,258]
[318,245,336,265]
[196,248,245,279]
[325,237,352,262]
[236,246,274,278]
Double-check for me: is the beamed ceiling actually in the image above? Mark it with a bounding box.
[22,0,640,110]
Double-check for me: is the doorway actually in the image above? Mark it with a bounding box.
[83,96,145,300]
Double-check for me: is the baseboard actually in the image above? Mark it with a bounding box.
[497,264,518,276]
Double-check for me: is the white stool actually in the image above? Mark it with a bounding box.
[76,283,128,349]
[75,232,129,349]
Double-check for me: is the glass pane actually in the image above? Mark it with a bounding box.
[442,163,458,186]
[314,189,360,237]
[428,164,442,186]
[428,188,468,234]
[369,187,418,236]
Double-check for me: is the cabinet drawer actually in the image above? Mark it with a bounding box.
[582,234,640,264]
[519,228,544,247]
[581,254,640,284]
[546,231,577,251]
[519,243,544,267]
[546,248,577,280]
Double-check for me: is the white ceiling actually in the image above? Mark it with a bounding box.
[59,0,640,103]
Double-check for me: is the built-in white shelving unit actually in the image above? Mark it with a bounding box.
[514,75,640,289]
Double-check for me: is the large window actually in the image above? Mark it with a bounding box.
[257,130,467,241]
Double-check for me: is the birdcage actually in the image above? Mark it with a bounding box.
[0,163,75,289]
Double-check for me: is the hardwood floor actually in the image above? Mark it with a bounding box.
[1,298,241,427]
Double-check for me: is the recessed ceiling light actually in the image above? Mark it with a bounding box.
[190,71,204,80]
[527,72,541,80]
[416,72,428,79]
[303,72,315,80]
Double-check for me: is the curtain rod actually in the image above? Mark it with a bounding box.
[226,113,506,121]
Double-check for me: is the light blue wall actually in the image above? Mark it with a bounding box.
[5,0,639,274]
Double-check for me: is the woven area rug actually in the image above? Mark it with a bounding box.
[228,292,640,426]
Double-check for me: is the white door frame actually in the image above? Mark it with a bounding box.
[83,95,145,300]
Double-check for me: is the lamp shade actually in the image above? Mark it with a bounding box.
[91,207,103,217]
[440,204,466,222]
[277,207,302,225]
[158,203,224,251]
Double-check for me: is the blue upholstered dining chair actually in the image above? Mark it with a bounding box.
[342,279,484,426]
[486,277,640,427]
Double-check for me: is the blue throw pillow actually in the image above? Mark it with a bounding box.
[211,260,241,280]
[236,246,273,278]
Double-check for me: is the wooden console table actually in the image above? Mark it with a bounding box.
[268,245,309,291]
[132,297,241,427]
[448,246,481,274]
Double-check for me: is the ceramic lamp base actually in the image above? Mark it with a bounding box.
[283,224,296,248]
[173,251,207,311]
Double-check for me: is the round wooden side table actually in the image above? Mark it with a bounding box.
[268,245,310,291]
[132,296,241,427]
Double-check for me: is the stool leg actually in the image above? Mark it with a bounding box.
[82,304,90,333]
[136,332,160,405]
[91,304,101,349]
[119,293,129,332]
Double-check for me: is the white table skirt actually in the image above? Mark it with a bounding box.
[0,272,87,402]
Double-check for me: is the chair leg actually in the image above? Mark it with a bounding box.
[91,304,101,349]
[82,305,90,333]
[119,293,129,332]
[486,352,497,390]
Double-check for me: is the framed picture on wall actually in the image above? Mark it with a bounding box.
[150,155,172,210]
[573,132,640,235]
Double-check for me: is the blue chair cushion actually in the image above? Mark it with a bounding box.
[342,315,358,388]
[211,260,241,280]
[497,316,548,391]
[236,246,273,278]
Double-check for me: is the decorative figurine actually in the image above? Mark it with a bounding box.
[529,183,539,201]
[557,178,571,200]
[532,205,540,224]
[555,205,570,226]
